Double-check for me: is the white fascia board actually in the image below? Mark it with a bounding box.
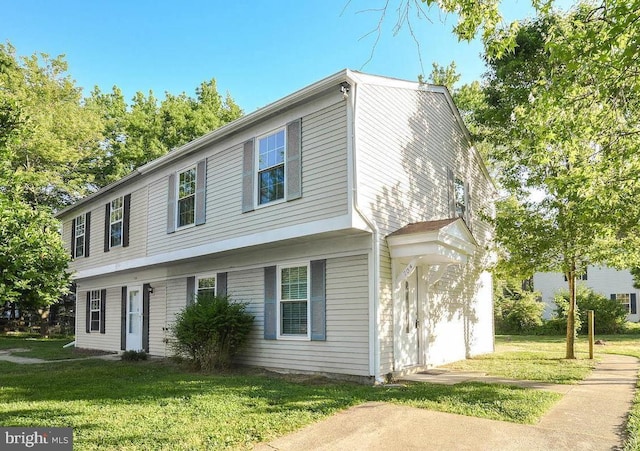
[74,214,354,280]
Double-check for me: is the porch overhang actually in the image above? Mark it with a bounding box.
[386,218,477,265]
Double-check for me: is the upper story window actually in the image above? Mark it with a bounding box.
[279,264,309,338]
[104,194,130,252]
[110,196,124,248]
[178,166,197,228]
[166,160,206,234]
[258,129,286,205]
[74,214,86,258]
[71,212,90,259]
[454,177,466,218]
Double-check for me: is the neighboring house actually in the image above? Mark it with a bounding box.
[56,70,496,382]
[533,266,639,322]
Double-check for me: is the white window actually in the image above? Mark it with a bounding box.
[454,177,466,218]
[110,196,123,248]
[177,166,197,228]
[74,214,85,258]
[257,129,285,205]
[614,293,631,313]
[197,275,216,298]
[90,290,101,332]
[278,264,309,338]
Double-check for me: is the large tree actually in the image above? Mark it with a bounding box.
[0,194,71,335]
[483,6,640,358]
[0,43,104,210]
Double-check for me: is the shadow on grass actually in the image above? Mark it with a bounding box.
[0,358,559,427]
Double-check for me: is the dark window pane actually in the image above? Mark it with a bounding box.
[281,301,307,335]
[259,165,284,204]
[110,221,122,247]
[178,196,195,227]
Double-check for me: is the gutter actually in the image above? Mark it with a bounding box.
[345,71,383,384]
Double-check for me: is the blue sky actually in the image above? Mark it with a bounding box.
[1,1,560,113]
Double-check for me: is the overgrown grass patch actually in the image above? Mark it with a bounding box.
[0,356,560,450]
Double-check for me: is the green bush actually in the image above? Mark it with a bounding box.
[495,291,544,334]
[121,350,147,361]
[553,287,627,334]
[171,294,254,371]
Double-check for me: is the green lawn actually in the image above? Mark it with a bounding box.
[0,335,79,360]
[0,337,560,450]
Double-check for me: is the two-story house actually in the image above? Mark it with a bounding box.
[56,70,495,383]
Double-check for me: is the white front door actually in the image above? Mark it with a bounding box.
[395,269,420,369]
[126,286,143,351]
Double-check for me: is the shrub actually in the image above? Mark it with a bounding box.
[121,350,147,361]
[495,290,544,334]
[171,294,254,371]
[553,287,627,334]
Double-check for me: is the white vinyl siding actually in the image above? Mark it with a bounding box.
[67,187,148,274]
[148,282,167,356]
[234,254,370,376]
[75,287,121,352]
[146,99,348,257]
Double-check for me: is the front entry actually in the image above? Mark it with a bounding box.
[126,286,143,351]
[395,269,420,369]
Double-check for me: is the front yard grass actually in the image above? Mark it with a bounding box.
[0,339,560,450]
[0,335,81,360]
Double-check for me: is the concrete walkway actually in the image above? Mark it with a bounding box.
[256,354,639,450]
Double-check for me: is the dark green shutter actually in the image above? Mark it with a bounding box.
[286,119,302,201]
[104,202,111,252]
[71,218,76,258]
[310,260,326,341]
[242,139,255,213]
[122,194,131,247]
[264,266,277,339]
[195,159,207,225]
[631,294,637,315]
[186,276,195,305]
[167,173,176,233]
[99,289,106,334]
[85,291,91,333]
[121,286,127,350]
[84,212,91,257]
[217,272,227,297]
[464,181,471,228]
[142,283,150,353]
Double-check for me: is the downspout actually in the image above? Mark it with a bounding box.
[345,76,383,384]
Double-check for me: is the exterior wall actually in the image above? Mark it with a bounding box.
[534,266,640,322]
[234,254,370,376]
[145,97,349,257]
[354,81,495,372]
[63,186,149,274]
[75,286,123,352]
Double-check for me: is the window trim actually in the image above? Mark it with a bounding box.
[255,127,287,208]
[176,164,198,230]
[109,196,124,249]
[277,262,310,341]
[74,214,86,259]
[89,290,102,332]
[196,273,217,298]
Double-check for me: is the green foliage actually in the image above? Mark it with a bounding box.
[553,287,627,334]
[0,194,70,314]
[121,350,148,361]
[494,281,544,334]
[87,79,243,186]
[171,294,254,370]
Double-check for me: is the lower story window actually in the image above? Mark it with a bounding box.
[197,276,216,298]
[90,290,101,332]
[279,265,309,337]
[614,293,631,312]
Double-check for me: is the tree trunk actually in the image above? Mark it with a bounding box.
[38,308,50,338]
[565,271,576,359]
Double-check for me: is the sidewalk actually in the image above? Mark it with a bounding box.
[256,354,639,450]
